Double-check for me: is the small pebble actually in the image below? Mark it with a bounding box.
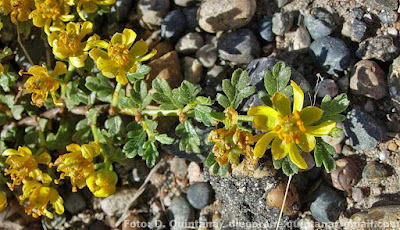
[331,158,359,191]
[183,57,203,84]
[64,192,86,215]
[316,79,338,98]
[362,161,388,182]
[378,10,398,25]
[169,195,195,230]
[304,8,335,39]
[175,32,204,54]
[174,0,198,7]
[138,0,170,29]
[183,7,199,31]
[272,12,293,36]
[293,26,311,51]
[387,141,398,151]
[170,156,188,179]
[379,150,390,161]
[196,44,218,68]
[351,188,364,202]
[310,184,345,222]
[356,35,398,62]
[186,182,214,209]
[259,17,274,42]
[161,9,186,42]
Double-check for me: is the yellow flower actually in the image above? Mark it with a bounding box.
[76,0,115,21]
[19,181,64,218]
[48,21,93,68]
[89,29,157,85]
[0,0,12,15]
[22,61,66,107]
[29,0,74,34]
[208,107,256,166]
[2,146,52,190]
[86,169,117,197]
[0,192,7,212]
[9,0,35,24]
[0,63,4,75]
[248,81,336,169]
[52,142,100,192]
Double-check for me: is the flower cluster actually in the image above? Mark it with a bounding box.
[2,146,60,218]
[89,28,157,85]
[208,107,256,167]
[86,168,117,197]
[21,61,66,107]
[249,81,336,169]
[0,0,35,24]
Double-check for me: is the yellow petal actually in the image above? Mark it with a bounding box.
[300,106,323,125]
[272,92,291,116]
[27,65,46,76]
[51,61,67,77]
[59,15,75,22]
[298,133,316,152]
[50,188,64,214]
[32,15,46,27]
[89,48,108,60]
[254,132,277,158]
[51,92,64,106]
[18,146,32,156]
[69,54,87,68]
[80,21,93,38]
[130,40,148,58]
[271,138,287,159]
[288,143,308,169]
[36,152,52,165]
[123,29,137,48]
[291,80,304,113]
[40,173,53,185]
[66,143,81,153]
[305,120,336,137]
[2,149,19,156]
[135,49,157,62]
[82,1,98,13]
[116,70,128,85]
[111,33,125,45]
[0,63,4,75]
[248,106,279,131]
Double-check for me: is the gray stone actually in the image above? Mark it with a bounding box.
[304,8,335,39]
[169,196,195,230]
[175,33,204,55]
[196,44,218,68]
[378,10,398,25]
[198,0,256,33]
[310,184,345,222]
[338,75,350,93]
[343,109,383,151]
[259,17,274,42]
[138,0,170,29]
[272,12,293,36]
[100,188,138,216]
[183,57,203,84]
[350,60,387,100]
[174,0,198,7]
[316,79,338,98]
[170,156,188,179]
[342,19,367,42]
[182,7,199,31]
[362,161,388,182]
[388,55,400,111]
[348,206,400,230]
[161,127,214,163]
[366,0,398,10]
[64,192,86,215]
[293,26,311,51]
[242,57,312,112]
[350,7,364,20]
[309,36,350,75]
[275,0,289,8]
[217,29,260,64]
[186,182,214,209]
[205,65,226,87]
[205,170,291,229]
[356,36,398,62]
[161,9,186,42]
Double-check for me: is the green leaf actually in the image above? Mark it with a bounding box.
[47,118,74,150]
[0,66,18,92]
[264,61,291,96]
[209,111,226,122]
[109,148,127,165]
[318,93,349,124]
[123,131,146,158]
[105,116,124,135]
[218,164,229,176]
[314,138,336,173]
[85,74,114,102]
[329,127,343,138]
[129,80,152,110]
[0,47,12,60]
[126,63,151,83]
[65,80,89,109]
[175,120,200,153]
[216,94,230,108]
[258,91,272,106]
[176,80,200,105]
[142,141,159,167]
[11,105,24,120]
[155,134,174,144]
[86,108,99,123]
[194,105,214,127]
[195,96,213,105]
[222,80,235,101]
[272,155,299,176]
[72,118,92,144]
[212,163,220,174]
[0,94,15,108]
[24,126,39,149]
[205,153,216,167]
[0,112,8,126]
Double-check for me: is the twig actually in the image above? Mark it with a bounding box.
[16,24,34,66]
[275,175,292,230]
[115,159,166,227]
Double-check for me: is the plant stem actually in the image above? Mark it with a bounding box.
[111,83,122,107]
[16,23,34,66]
[90,123,99,142]
[37,129,47,148]
[61,64,75,99]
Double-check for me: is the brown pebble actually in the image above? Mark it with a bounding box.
[387,141,398,151]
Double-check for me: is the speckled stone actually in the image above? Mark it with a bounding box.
[348,206,400,230]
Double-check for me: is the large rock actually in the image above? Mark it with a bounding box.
[366,0,398,10]
[309,36,350,75]
[388,55,400,111]
[348,206,400,230]
[304,8,335,39]
[146,51,183,89]
[309,184,345,222]
[356,36,398,62]
[161,9,186,42]
[197,0,256,33]
[350,60,387,100]
[343,109,383,151]
[100,188,138,216]
[217,29,260,64]
[138,0,170,29]
[242,57,312,112]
